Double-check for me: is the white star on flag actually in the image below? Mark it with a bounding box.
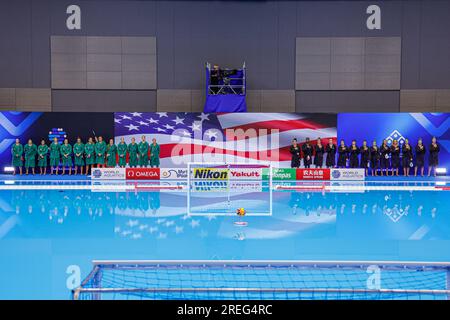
[156,127,167,132]
[122,115,132,120]
[158,112,168,118]
[189,122,201,131]
[114,118,122,123]
[131,112,143,117]
[164,124,175,130]
[198,113,209,121]
[147,117,158,124]
[125,124,140,131]
[172,116,185,125]
[204,129,219,139]
[138,121,149,126]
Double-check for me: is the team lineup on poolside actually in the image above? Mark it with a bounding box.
[10,134,441,177]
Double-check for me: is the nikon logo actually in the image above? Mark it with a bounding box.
[193,168,228,179]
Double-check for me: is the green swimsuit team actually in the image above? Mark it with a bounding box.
[11,135,160,175]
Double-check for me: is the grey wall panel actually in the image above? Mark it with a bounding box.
[87,71,122,89]
[3,0,450,111]
[296,91,400,112]
[296,38,331,55]
[51,36,86,54]
[297,55,331,73]
[0,1,32,87]
[296,73,330,90]
[122,55,157,72]
[122,37,157,55]
[331,55,364,73]
[297,37,401,90]
[87,37,122,54]
[122,72,156,90]
[86,54,122,72]
[400,89,450,112]
[31,0,51,88]
[365,37,402,55]
[52,90,157,112]
[15,88,52,111]
[51,53,87,72]
[331,37,365,55]
[330,73,364,90]
[436,90,450,112]
[0,88,16,107]
[365,55,401,73]
[155,0,174,89]
[365,73,401,90]
[297,1,402,37]
[261,90,295,112]
[51,71,86,89]
[401,1,421,89]
[276,1,296,89]
[51,36,156,89]
[419,1,450,88]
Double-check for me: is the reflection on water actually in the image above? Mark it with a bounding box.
[0,186,447,241]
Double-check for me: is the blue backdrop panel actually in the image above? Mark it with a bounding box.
[204,95,247,113]
[338,113,450,170]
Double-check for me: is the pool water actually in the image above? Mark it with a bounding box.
[0,179,449,299]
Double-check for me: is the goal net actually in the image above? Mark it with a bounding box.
[187,162,272,216]
[73,260,450,300]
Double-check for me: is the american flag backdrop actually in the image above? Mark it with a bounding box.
[114,112,337,167]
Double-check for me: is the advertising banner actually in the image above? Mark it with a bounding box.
[126,168,160,180]
[296,168,331,180]
[229,168,263,180]
[330,168,365,181]
[160,168,189,179]
[91,168,126,180]
[192,168,228,180]
[263,168,297,180]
